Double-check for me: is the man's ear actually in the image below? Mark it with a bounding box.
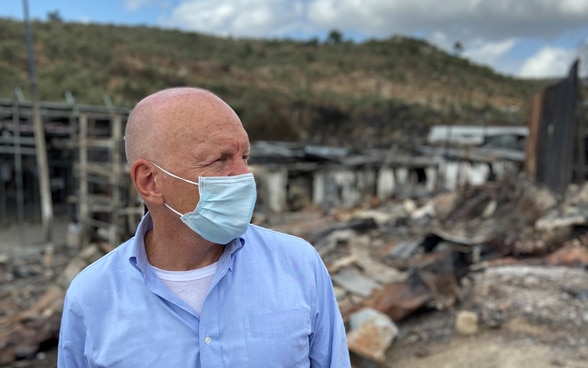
[130,159,164,205]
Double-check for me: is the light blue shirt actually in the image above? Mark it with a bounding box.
[58,213,351,367]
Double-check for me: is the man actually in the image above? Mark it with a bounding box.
[58,87,351,367]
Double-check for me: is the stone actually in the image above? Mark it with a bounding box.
[456,310,478,335]
[347,307,399,363]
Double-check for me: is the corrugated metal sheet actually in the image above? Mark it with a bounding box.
[526,60,580,196]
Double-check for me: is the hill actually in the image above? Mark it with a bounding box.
[0,17,549,145]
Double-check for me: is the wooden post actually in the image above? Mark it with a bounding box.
[525,91,543,179]
[111,114,123,245]
[23,0,53,243]
[12,93,26,245]
[79,113,89,247]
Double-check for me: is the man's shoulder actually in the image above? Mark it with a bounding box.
[246,224,309,245]
[244,224,319,257]
[67,239,134,290]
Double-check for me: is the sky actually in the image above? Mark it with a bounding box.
[1,0,588,79]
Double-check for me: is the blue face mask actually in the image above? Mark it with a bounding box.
[151,162,257,244]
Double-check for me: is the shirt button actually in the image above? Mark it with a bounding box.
[204,336,212,344]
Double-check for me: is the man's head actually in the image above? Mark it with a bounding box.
[125,87,248,168]
[124,87,251,221]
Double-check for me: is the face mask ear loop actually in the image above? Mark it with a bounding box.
[150,161,200,186]
[150,161,198,217]
[163,202,184,217]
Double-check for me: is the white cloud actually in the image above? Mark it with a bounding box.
[430,32,517,60]
[464,39,518,64]
[305,0,588,40]
[167,0,306,38]
[428,31,523,76]
[166,0,588,41]
[462,38,520,75]
[161,0,588,77]
[519,46,577,78]
[124,0,153,11]
[560,0,588,15]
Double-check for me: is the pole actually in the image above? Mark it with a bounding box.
[13,90,26,245]
[23,0,53,244]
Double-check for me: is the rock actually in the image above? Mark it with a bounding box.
[455,310,478,335]
[347,307,399,363]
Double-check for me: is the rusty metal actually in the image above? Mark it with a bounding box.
[527,60,580,196]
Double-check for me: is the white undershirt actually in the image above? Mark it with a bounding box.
[151,262,218,315]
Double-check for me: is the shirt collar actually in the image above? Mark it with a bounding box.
[128,212,153,275]
[128,212,246,274]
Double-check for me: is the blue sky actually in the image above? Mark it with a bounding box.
[2,0,588,79]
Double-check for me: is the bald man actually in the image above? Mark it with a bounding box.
[57,87,351,367]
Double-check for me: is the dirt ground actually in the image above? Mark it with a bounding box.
[360,264,588,368]
[2,219,588,368]
[380,310,588,368]
[389,334,588,368]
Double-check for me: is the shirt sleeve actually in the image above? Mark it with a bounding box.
[308,250,351,368]
[58,288,88,368]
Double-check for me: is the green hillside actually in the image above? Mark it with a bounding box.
[0,17,549,145]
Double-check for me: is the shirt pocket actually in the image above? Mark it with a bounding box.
[244,308,312,368]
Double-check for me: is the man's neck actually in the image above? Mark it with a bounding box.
[144,225,224,271]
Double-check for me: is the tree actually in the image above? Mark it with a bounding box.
[326,29,343,45]
[453,41,464,56]
[47,10,63,23]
